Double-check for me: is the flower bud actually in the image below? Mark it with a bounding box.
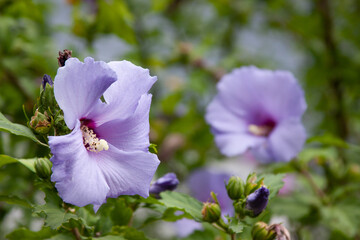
[35,158,52,179]
[149,173,179,198]
[42,74,53,90]
[251,222,276,240]
[30,109,51,134]
[201,202,221,222]
[268,223,291,240]
[245,186,269,217]
[245,172,258,195]
[226,176,245,200]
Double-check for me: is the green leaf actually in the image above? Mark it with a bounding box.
[228,217,244,234]
[321,206,357,237]
[160,191,203,221]
[259,173,285,199]
[0,112,47,146]
[110,198,133,226]
[6,227,55,240]
[95,236,126,240]
[0,195,32,208]
[34,205,79,230]
[111,226,149,240]
[307,134,349,148]
[0,154,37,173]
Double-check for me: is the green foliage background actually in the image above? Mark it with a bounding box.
[1,0,360,239]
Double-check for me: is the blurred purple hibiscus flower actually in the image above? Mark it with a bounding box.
[48,57,160,210]
[206,66,306,163]
[149,172,179,197]
[175,169,233,237]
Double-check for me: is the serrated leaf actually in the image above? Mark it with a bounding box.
[6,227,55,240]
[34,205,79,230]
[227,217,244,234]
[0,112,47,146]
[0,154,37,172]
[0,195,32,208]
[160,191,203,221]
[259,173,285,199]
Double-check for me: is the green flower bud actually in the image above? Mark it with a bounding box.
[226,176,245,200]
[201,202,221,223]
[35,158,52,179]
[251,222,276,240]
[39,78,56,113]
[30,109,51,134]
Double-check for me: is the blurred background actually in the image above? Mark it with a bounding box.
[1,0,360,239]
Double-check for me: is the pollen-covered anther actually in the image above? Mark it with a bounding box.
[81,125,109,153]
[248,124,273,137]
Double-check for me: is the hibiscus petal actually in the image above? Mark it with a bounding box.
[206,95,248,134]
[215,133,266,157]
[268,119,306,162]
[54,57,117,129]
[96,61,157,124]
[97,146,160,198]
[48,121,110,206]
[95,94,152,151]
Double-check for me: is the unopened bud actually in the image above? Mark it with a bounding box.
[35,158,52,179]
[149,173,179,198]
[201,202,221,223]
[251,222,276,240]
[42,74,53,90]
[226,176,245,200]
[245,172,258,195]
[268,223,291,240]
[30,109,51,134]
[245,186,269,217]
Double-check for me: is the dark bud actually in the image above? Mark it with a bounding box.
[245,186,269,217]
[226,176,245,200]
[42,74,53,90]
[58,49,72,67]
[30,109,51,135]
[201,202,221,223]
[149,173,179,197]
[251,222,276,240]
[35,158,52,179]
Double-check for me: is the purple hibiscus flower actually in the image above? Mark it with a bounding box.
[149,172,179,197]
[48,57,160,210]
[206,66,306,163]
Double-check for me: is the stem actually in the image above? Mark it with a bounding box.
[300,167,328,205]
[231,233,236,240]
[317,0,348,140]
[71,228,81,240]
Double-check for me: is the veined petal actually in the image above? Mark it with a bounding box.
[48,121,110,206]
[97,146,160,198]
[54,57,117,129]
[215,133,266,157]
[95,94,151,151]
[94,61,157,124]
[268,119,306,162]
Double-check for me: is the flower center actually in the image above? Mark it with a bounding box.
[248,124,274,137]
[81,125,109,153]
